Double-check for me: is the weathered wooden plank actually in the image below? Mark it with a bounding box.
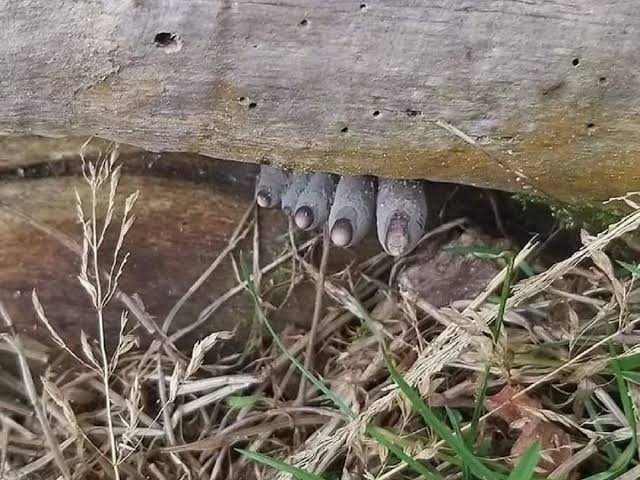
[1,1,639,201]
[0,135,142,170]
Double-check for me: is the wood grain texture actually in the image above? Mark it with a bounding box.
[1,1,639,201]
[0,135,142,170]
[0,172,291,350]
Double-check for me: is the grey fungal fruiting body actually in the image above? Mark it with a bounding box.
[294,173,338,230]
[281,172,312,215]
[376,178,427,256]
[328,175,376,247]
[255,166,288,208]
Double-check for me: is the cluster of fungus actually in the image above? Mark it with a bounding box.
[255,166,427,256]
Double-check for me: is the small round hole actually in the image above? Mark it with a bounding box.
[248,102,257,109]
[586,122,595,129]
[299,19,308,26]
[599,76,607,84]
[154,32,175,47]
[154,32,182,53]
[373,110,380,117]
[340,126,349,133]
[360,3,367,9]
[572,58,580,66]
[238,96,247,104]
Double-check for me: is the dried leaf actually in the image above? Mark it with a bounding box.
[169,363,184,404]
[122,373,142,449]
[486,385,572,475]
[604,192,640,210]
[119,309,130,332]
[41,376,65,406]
[486,385,541,425]
[32,290,66,351]
[125,293,156,334]
[511,418,571,475]
[124,190,140,215]
[41,377,78,427]
[121,215,136,240]
[80,330,99,368]
[109,145,120,167]
[74,188,84,224]
[78,275,98,307]
[111,252,130,292]
[109,165,122,205]
[80,232,90,277]
[87,161,96,182]
[126,375,141,427]
[185,331,233,379]
[117,334,138,359]
[590,249,625,307]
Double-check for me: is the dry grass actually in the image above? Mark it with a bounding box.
[2,143,640,479]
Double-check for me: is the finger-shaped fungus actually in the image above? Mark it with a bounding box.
[255,166,288,208]
[281,172,311,215]
[328,175,376,247]
[294,173,338,230]
[376,178,427,256]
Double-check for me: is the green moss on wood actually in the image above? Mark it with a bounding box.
[512,192,624,232]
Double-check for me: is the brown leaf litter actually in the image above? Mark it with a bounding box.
[486,385,573,476]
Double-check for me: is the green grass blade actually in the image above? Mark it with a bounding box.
[617,260,640,277]
[621,370,640,383]
[610,351,640,372]
[444,245,507,260]
[609,440,637,472]
[383,351,502,480]
[517,260,535,278]
[367,426,444,480]
[507,441,540,480]
[240,259,355,418]
[445,245,534,276]
[582,472,615,480]
[226,395,260,410]
[236,448,327,480]
[446,408,472,480]
[445,407,462,432]
[582,441,636,480]
[469,255,514,451]
[585,399,619,461]
[468,364,490,446]
[609,342,638,448]
[493,256,514,340]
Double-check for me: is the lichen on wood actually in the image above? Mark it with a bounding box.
[1,1,639,201]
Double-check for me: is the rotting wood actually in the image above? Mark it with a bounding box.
[0,173,289,350]
[0,136,142,171]
[1,1,639,201]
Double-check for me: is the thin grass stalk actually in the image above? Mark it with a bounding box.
[88,153,120,480]
[0,303,71,480]
[296,226,330,405]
